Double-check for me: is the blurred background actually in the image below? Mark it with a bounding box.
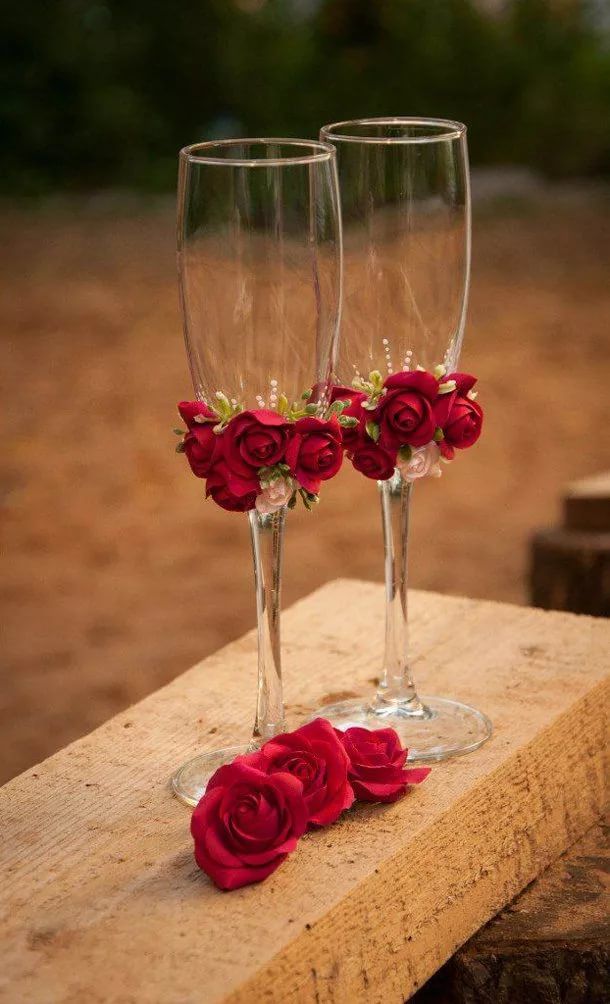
[2,0,609,784]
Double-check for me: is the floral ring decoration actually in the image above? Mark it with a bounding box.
[174,390,357,513]
[332,365,483,481]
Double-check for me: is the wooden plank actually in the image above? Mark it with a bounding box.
[0,581,608,1004]
[413,811,609,1003]
[564,471,610,532]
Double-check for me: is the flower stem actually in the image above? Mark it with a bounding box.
[248,507,287,741]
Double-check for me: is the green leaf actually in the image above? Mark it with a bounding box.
[305,402,319,415]
[301,389,312,400]
[299,488,312,511]
[339,415,358,428]
[175,442,186,453]
[287,491,297,509]
[365,421,380,443]
[398,445,412,462]
[172,428,184,436]
[277,393,289,415]
[433,427,445,442]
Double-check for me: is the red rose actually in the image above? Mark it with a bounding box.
[178,400,216,429]
[433,373,483,460]
[285,415,343,493]
[443,396,483,452]
[223,409,292,474]
[178,401,219,478]
[191,760,308,890]
[330,385,367,451]
[375,371,438,450]
[351,440,397,480]
[329,384,357,405]
[252,718,354,828]
[183,426,219,478]
[338,726,431,803]
[205,462,258,512]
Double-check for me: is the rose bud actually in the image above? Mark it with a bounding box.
[252,718,354,828]
[223,409,293,474]
[205,462,259,512]
[374,370,438,450]
[338,726,431,803]
[191,760,308,890]
[178,399,216,429]
[285,415,343,494]
[351,440,397,481]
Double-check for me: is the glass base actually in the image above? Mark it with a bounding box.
[316,695,492,763]
[171,744,251,807]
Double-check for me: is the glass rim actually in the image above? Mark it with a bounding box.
[180,138,336,167]
[320,117,467,145]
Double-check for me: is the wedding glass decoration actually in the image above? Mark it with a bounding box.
[315,118,492,761]
[172,139,343,805]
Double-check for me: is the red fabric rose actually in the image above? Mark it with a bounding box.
[434,373,483,460]
[338,726,431,803]
[330,385,367,452]
[178,400,219,478]
[285,415,343,493]
[178,400,215,429]
[374,371,438,450]
[251,718,354,828]
[222,409,292,474]
[183,427,218,478]
[329,384,357,405]
[191,760,308,890]
[351,440,397,480]
[205,462,258,512]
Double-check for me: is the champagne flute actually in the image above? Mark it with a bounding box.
[172,138,342,805]
[315,118,491,761]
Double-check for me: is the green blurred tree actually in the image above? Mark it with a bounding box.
[1,0,608,193]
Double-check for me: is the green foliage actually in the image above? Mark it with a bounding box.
[2,0,609,194]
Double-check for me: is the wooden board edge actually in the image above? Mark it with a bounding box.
[226,676,610,1004]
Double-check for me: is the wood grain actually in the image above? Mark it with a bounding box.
[1,580,608,1004]
[414,811,609,1003]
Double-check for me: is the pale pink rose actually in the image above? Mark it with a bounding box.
[398,442,442,481]
[255,476,295,515]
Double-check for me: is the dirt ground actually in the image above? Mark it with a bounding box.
[2,189,609,784]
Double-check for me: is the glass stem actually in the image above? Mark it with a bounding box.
[248,507,287,742]
[375,469,422,711]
